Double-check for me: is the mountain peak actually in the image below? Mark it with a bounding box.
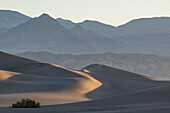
[28,13,60,25]
[57,17,67,21]
[80,20,115,28]
[84,20,98,22]
[82,20,103,24]
[38,13,53,19]
[82,20,98,24]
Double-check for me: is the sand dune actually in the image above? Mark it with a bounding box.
[0,70,20,81]
[0,52,170,113]
[0,51,101,108]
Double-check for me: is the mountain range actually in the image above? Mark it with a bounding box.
[0,10,30,33]
[0,13,122,54]
[0,10,170,56]
[18,51,170,78]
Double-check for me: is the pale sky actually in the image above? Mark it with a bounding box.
[1,0,170,26]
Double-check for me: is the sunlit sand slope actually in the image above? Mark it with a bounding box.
[0,51,101,107]
[0,52,170,113]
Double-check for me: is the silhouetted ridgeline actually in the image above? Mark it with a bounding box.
[0,10,170,56]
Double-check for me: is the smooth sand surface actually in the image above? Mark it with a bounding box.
[0,51,170,113]
[0,51,101,107]
[0,70,21,81]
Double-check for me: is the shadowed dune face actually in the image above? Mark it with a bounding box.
[41,64,170,113]
[0,68,101,107]
[82,64,165,99]
[0,52,102,107]
[83,64,162,81]
[1,52,170,113]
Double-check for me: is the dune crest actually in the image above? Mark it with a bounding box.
[1,52,170,113]
[50,64,102,96]
[0,52,102,107]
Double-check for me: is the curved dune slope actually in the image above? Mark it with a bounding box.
[0,52,101,107]
[47,64,170,113]
[1,52,170,113]
[83,64,164,99]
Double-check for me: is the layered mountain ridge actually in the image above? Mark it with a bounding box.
[0,10,170,56]
[0,13,121,54]
[0,10,30,33]
[18,51,170,78]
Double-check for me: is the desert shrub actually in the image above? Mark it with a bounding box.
[10,98,40,108]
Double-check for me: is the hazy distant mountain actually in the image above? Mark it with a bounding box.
[57,17,170,46]
[56,18,116,37]
[0,10,31,33]
[56,17,170,56]
[56,17,170,40]
[111,17,170,56]
[78,20,116,38]
[1,10,170,56]
[0,14,89,53]
[71,24,112,41]
[117,17,170,35]
[0,13,122,54]
[18,51,170,78]
[114,17,170,44]
[56,18,76,29]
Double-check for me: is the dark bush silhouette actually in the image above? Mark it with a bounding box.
[10,98,40,108]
